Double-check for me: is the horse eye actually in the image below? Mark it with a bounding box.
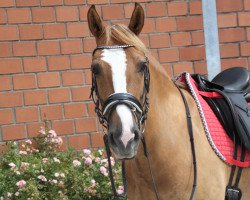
[91,64,101,75]
[138,62,147,73]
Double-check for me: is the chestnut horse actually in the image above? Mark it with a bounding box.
[87,3,250,200]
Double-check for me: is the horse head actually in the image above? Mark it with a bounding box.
[88,3,149,160]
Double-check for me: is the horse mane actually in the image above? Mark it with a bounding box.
[105,24,170,78]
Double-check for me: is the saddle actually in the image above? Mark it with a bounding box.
[193,67,250,150]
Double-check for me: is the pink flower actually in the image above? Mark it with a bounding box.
[117,186,124,195]
[84,157,92,166]
[95,157,101,163]
[19,150,27,155]
[100,166,108,176]
[39,127,46,135]
[38,175,47,182]
[42,158,48,163]
[25,139,32,145]
[53,157,60,163]
[48,130,57,138]
[8,162,16,168]
[83,149,91,155]
[20,162,29,170]
[73,160,81,167]
[16,180,26,188]
[91,179,96,187]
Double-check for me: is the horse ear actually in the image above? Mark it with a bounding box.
[87,5,104,38]
[128,3,145,35]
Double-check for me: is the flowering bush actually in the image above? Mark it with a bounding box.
[0,123,124,199]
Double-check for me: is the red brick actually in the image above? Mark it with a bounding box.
[149,34,170,48]
[67,23,89,38]
[52,120,74,135]
[43,24,66,39]
[48,56,70,71]
[221,58,248,70]
[48,88,70,103]
[139,34,149,48]
[61,40,82,54]
[2,125,26,141]
[37,73,60,88]
[62,71,84,86]
[75,118,97,133]
[56,7,78,22]
[216,0,243,13]
[40,105,63,120]
[247,28,250,41]
[13,74,36,90]
[71,86,91,102]
[0,42,12,57]
[0,0,14,7]
[91,133,104,147]
[32,7,55,23]
[194,61,207,74]
[171,32,191,47]
[141,18,155,34]
[16,107,38,123]
[173,62,193,76]
[146,2,167,17]
[102,5,124,20]
[64,0,85,5]
[23,57,46,72]
[217,13,237,28]
[64,103,87,118]
[191,31,204,45]
[79,6,88,21]
[83,38,95,53]
[0,109,13,124]
[155,18,176,32]
[220,44,240,58]
[27,122,44,137]
[0,76,11,91]
[245,0,250,10]
[87,103,96,117]
[240,42,250,56]
[167,1,187,16]
[19,25,43,40]
[24,90,47,106]
[124,4,134,18]
[7,8,31,24]
[13,41,36,56]
[179,46,205,61]
[41,0,63,6]
[87,0,109,5]
[159,48,179,63]
[0,9,7,24]
[0,58,22,74]
[239,13,250,26]
[110,0,131,3]
[68,134,90,150]
[37,41,60,55]
[0,25,19,41]
[219,28,245,43]
[70,55,91,69]
[177,16,203,31]
[16,0,40,6]
[189,1,202,15]
[84,70,92,85]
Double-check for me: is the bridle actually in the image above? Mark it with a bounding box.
[90,44,150,130]
[90,44,197,200]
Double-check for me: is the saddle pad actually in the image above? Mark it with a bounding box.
[177,72,250,168]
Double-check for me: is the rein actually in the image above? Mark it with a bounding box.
[90,44,197,200]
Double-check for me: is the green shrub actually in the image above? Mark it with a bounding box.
[0,122,124,200]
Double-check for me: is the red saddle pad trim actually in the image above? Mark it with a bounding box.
[177,73,250,168]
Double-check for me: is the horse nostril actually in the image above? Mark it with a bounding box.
[133,129,140,140]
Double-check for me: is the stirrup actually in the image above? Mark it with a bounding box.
[225,187,242,200]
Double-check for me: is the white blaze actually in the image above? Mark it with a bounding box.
[101,49,135,147]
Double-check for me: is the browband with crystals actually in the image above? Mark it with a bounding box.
[92,44,134,55]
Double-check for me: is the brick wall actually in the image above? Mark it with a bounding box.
[0,0,249,150]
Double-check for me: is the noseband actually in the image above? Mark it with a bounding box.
[90,44,150,130]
